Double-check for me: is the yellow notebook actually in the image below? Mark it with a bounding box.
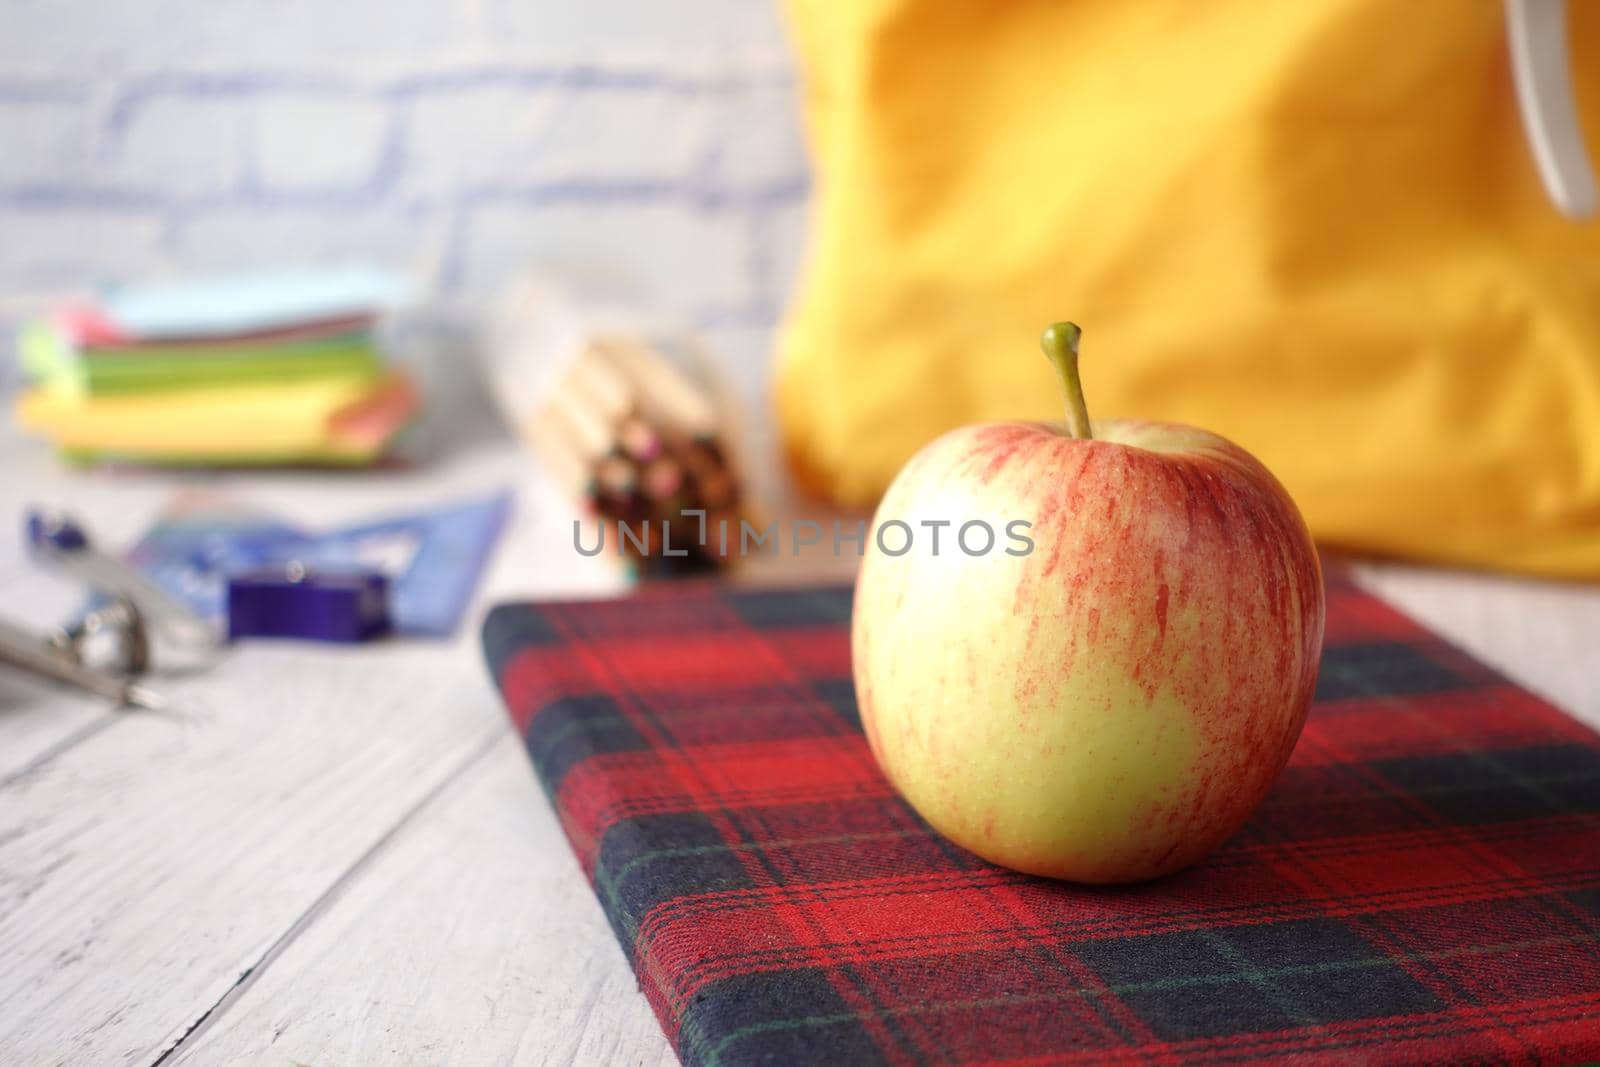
[15,371,420,465]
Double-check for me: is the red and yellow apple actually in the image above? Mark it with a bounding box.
[852,323,1324,883]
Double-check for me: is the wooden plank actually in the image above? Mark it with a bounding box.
[1351,560,1600,728]
[170,737,676,1067]
[0,385,638,1065]
[0,417,627,1065]
[0,675,119,787]
[0,635,508,1066]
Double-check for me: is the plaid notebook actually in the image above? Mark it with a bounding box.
[482,574,1600,1066]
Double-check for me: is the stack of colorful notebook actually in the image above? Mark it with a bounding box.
[13,267,420,466]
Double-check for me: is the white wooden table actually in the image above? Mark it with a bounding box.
[2,400,1597,1066]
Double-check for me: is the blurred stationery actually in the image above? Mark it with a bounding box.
[6,509,224,709]
[225,566,392,643]
[13,266,419,466]
[27,510,220,657]
[487,277,752,578]
[5,486,507,708]
[28,508,391,649]
[100,488,512,640]
[0,615,165,710]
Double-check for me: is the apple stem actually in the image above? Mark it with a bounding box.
[1041,322,1093,440]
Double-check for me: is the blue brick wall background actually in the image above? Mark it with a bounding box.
[0,0,811,400]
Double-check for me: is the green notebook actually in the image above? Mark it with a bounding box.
[19,321,383,397]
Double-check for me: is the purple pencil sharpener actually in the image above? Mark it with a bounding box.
[225,564,391,643]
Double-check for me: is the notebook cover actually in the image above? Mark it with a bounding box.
[482,574,1600,1066]
[18,319,380,397]
[95,265,403,339]
[14,370,416,461]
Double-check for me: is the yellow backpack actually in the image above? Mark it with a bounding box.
[775,0,1600,577]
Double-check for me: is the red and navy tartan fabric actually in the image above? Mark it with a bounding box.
[482,574,1600,1066]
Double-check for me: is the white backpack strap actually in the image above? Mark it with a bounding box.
[1507,0,1597,218]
